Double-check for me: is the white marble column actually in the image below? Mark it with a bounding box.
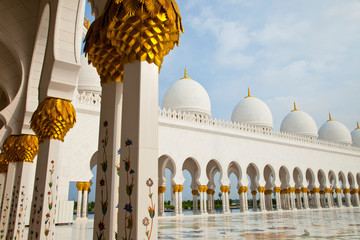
[173,185,179,216]
[220,187,226,213]
[312,188,321,209]
[178,185,183,215]
[76,182,83,219]
[325,188,333,208]
[351,189,360,207]
[264,190,272,211]
[192,190,198,214]
[335,188,342,207]
[0,162,16,238]
[0,173,5,205]
[158,186,166,216]
[258,187,266,212]
[274,187,282,210]
[302,188,310,209]
[118,62,159,239]
[206,189,211,213]
[199,187,204,214]
[203,189,208,214]
[225,191,230,213]
[295,189,302,209]
[82,182,90,218]
[93,81,122,240]
[28,139,61,239]
[344,189,352,207]
[238,187,248,212]
[289,188,296,210]
[251,190,257,212]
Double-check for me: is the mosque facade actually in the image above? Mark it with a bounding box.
[0,0,360,239]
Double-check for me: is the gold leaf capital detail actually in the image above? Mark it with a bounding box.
[84,0,183,84]
[30,98,76,143]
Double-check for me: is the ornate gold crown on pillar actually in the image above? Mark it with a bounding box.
[84,0,184,84]
[2,135,39,163]
[30,98,76,143]
[0,153,8,173]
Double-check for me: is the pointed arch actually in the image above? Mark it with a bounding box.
[293,167,303,189]
[158,154,176,186]
[279,166,290,189]
[306,168,316,189]
[264,164,276,190]
[317,169,327,189]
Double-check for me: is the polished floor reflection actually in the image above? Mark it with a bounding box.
[25,208,360,239]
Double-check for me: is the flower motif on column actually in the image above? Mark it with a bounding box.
[44,160,55,237]
[83,0,184,84]
[143,178,155,239]
[122,138,135,240]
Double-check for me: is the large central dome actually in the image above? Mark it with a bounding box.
[231,89,273,130]
[162,70,211,117]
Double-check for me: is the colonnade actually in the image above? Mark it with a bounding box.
[157,184,360,216]
[75,182,91,219]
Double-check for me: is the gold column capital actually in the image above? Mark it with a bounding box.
[191,190,198,196]
[84,0,184,84]
[30,98,76,143]
[158,186,166,194]
[76,182,84,191]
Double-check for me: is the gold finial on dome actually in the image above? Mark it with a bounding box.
[182,68,189,79]
[292,102,300,112]
[246,88,254,98]
[356,121,360,129]
[328,113,334,122]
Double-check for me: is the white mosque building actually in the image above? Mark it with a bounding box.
[0,1,360,239]
[20,53,360,222]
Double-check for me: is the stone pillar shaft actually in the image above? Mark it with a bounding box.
[76,189,82,219]
[118,62,159,239]
[82,190,88,218]
[94,82,122,240]
[28,139,61,240]
[0,173,5,205]
[0,162,16,238]
[8,162,33,240]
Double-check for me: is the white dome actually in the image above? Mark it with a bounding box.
[78,54,101,94]
[280,104,318,138]
[231,90,273,129]
[162,72,211,117]
[351,123,360,147]
[318,115,352,145]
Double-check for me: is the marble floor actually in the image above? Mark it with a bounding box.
[28,207,360,239]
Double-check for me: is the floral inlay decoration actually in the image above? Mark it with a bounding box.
[143,178,155,239]
[122,138,135,240]
[97,121,110,240]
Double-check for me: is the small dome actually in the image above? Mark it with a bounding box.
[318,114,352,145]
[162,69,211,117]
[351,122,360,147]
[280,103,318,138]
[78,54,101,94]
[231,89,273,129]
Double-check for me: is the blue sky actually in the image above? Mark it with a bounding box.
[70,0,360,202]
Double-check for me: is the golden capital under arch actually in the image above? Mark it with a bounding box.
[84,0,184,84]
[30,98,76,143]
